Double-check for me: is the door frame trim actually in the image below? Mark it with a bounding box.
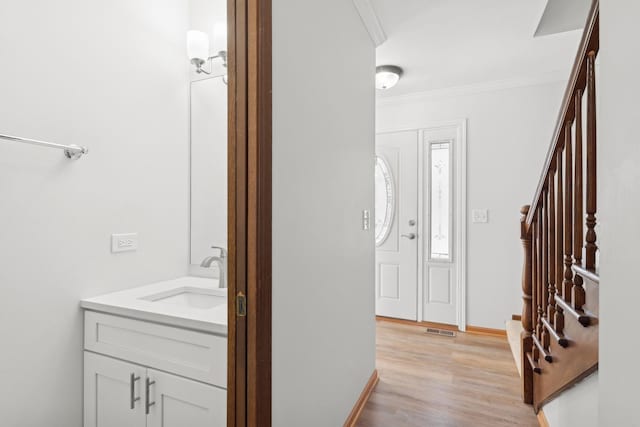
[456,119,467,332]
[377,119,467,331]
[227,0,272,425]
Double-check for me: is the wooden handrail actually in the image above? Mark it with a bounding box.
[525,0,599,227]
[519,0,600,412]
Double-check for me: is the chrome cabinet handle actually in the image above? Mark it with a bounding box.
[130,373,140,409]
[145,377,156,414]
[401,233,417,240]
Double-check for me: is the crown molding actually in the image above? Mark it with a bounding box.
[376,70,570,107]
[352,0,387,47]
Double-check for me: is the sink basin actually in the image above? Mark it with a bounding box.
[140,286,226,310]
[81,277,227,334]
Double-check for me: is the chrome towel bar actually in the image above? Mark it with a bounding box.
[0,133,88,159]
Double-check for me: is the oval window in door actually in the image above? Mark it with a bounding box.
[375,155,395,246]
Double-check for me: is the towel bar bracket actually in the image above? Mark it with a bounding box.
[0,133,88,160]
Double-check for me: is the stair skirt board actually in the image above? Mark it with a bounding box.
[506,319,524,376]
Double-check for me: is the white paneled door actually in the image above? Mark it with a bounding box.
[375,123,465,327]
[375,131,419,320]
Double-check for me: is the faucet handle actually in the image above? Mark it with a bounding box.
[210,246,227,258]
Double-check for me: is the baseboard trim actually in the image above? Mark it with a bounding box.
[376,316,507,337]
[421,320,458,331]
[376,316,458,332]
[537,408,550,427]
[465,325,507,337]
[343,369,379,427]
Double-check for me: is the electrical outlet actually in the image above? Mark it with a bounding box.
[472,209,489,223]
[111,233,138,253]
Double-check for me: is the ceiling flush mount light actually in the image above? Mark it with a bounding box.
[376,65,403,90]
[187,28,227,75]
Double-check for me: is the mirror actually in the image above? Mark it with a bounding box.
[375,155,395,246]
[190,76,227,268]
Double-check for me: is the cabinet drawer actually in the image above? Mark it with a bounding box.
[84,311,226,387]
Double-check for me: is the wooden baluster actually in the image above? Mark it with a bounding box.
[540,200,549,349]
[573,89,586,309]
[520,205,533,404]
[563,122,574,300]
[537,213,544,341]
[547,168,557,323]
[531,219,539,362]
[554,148,565,334]
[585,51,598,270]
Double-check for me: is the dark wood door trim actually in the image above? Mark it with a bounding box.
[246,0,272,425]
[227,0,247,423]
[227,0,272,425]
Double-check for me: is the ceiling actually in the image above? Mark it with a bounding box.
[535,0,592,36]
[372,0,588,97]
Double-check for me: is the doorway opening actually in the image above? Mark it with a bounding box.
[374,121,467,330]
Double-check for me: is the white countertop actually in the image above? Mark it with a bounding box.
[80,276,228,335]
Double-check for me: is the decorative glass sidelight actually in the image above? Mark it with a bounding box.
[430,141,452,260]
[375,155,395,246]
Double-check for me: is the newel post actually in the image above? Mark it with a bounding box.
[520,205,534,404]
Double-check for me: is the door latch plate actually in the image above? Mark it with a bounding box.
[237,292,247,317]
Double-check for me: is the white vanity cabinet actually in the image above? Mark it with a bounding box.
[84,352,146,427]
[83,311,227,427]
[146,368,225,427]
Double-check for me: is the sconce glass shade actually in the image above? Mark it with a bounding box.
[375,65,403,90]
[212,22,227,54]
[187,30,210,61]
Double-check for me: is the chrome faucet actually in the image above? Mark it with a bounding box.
[200,246,228,288]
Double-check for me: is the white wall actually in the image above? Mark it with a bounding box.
[543,373,598,427]
[377,81,566,329]
[272,0,376,425]
[598,1,640,425]
[0,1,190,425]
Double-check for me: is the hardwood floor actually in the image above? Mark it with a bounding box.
[356,319,538,427]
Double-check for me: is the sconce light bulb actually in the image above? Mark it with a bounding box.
[187,30,210,61]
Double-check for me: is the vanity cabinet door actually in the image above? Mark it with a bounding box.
[84,352,146,427]
[146,368,226,427]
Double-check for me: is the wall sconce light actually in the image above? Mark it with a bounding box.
[187,28,227,75]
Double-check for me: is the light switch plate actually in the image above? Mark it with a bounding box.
[362,209,371,230]
[111,233,138,253]
[472,209,489,223]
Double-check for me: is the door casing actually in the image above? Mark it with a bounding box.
[227,0,272,425]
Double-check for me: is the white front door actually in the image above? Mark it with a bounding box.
[375,122,466,327]
[375,131,418,320]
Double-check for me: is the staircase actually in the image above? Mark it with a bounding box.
[519,0,599,412]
